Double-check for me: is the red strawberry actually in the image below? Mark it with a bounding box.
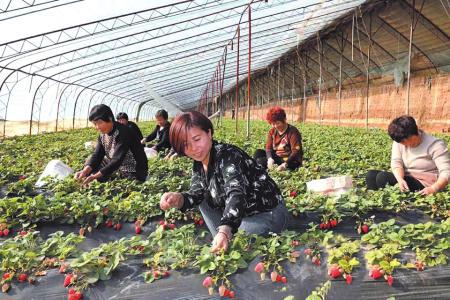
[163,271,170,277]
[105,220,113,228]
[18,273,28,282]
[114,223,122,231]
[290,190,298,197]
[168,223,176,230]
[319,223,325,229]
[254,262,264,273]
[162,224,168,230]
[291,240,299,247]
[2,283,10,293]
[135,226,142,234]
[229,290,235,298]
[198,219,204,226]
[270,271,278,282]
[361,224,369,234]
[223,289,230,297]
[3,229,9,236]
[330,219,337,227]
[370,268,382,279]
[0,231,3,237]
[159,220,166,226]
[328,265,341,279]
[281,276,287,284]
[386,275,394,286]
[68,288,76,294]
[312,256,321,266]
[345,274,352,285]
[63,274,73,287]
[153,271,160,278]
[68,291,83,300]
[304,248,312,256]
[202,276,213,288]
[18,175,26,180]
[19,230,27,236]
[2,273,11,280]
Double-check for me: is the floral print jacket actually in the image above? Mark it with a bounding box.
[181,141,284,233]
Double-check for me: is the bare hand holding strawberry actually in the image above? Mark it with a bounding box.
[160,192,184,211]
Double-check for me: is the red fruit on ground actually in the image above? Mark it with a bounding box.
[168,224,176,230]
[153,271,159,278]
[228,291,235,298]
[290,190,298,197]
[328,266,341,279]
[345,274,353,285]
[2,283,10,293]
[20,230,27,236]
[105,220,113,228]
[68,288,76,294]
[2,273,11,280]
[18,273,28,282]
[281,276,287,284]
[163,271,170,277]
[276,275,282,282]
[304,248,312,256]
[135,226,142,234]
[254,262,264,273]
[330,219,337,227]
[114,223,122,231]
[198,219,204,226]
[387,275,394,286]
[159,220,165,226]
[361,224,369,234]
[370,268,382,279]
[202,276,213,288]
[63,274,73,287]
[3,229,9,236]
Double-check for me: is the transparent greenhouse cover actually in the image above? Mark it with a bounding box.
[0,0,364,122]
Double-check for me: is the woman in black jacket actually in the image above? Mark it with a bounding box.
[75,105,148,185]
[159,111,288,253]
[141,109,171,152]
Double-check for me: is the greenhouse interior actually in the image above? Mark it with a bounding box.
[0,0,449,299]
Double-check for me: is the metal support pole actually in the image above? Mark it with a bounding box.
[366,15,372,130]
[338,31,344,126]
[235,25,240,134]
[246,6,252,139]
[317,33,322,125]
[406,0,415,115]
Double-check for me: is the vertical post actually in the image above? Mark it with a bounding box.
[277,59,281,105]
[220,48,228,127]
[406,0,415,115]
[291,59,295,123]
[317,32,322,125]
[365,15,372,130]
[246,5,252,139]
[235,25,240,134]
[338,31,344,126]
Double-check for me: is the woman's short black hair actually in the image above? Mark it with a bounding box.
[155,109,168,120]
[89,104,114,122]
[116,112,129,120]
[388,115,419,143]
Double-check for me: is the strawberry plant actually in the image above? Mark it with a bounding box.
[195,231,258,296]
[305,280,331,300]
[365,243,401,285]
[326,239,360,283]
[252,231,301,283]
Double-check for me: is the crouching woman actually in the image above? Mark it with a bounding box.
[159,111,289,253]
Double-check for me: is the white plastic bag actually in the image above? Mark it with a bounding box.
[84,141,96,150]
[144,147,158,159]
[35,160,74,187]
[306,175,353,197]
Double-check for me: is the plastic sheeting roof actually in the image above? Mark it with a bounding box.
[0,0,365,129]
